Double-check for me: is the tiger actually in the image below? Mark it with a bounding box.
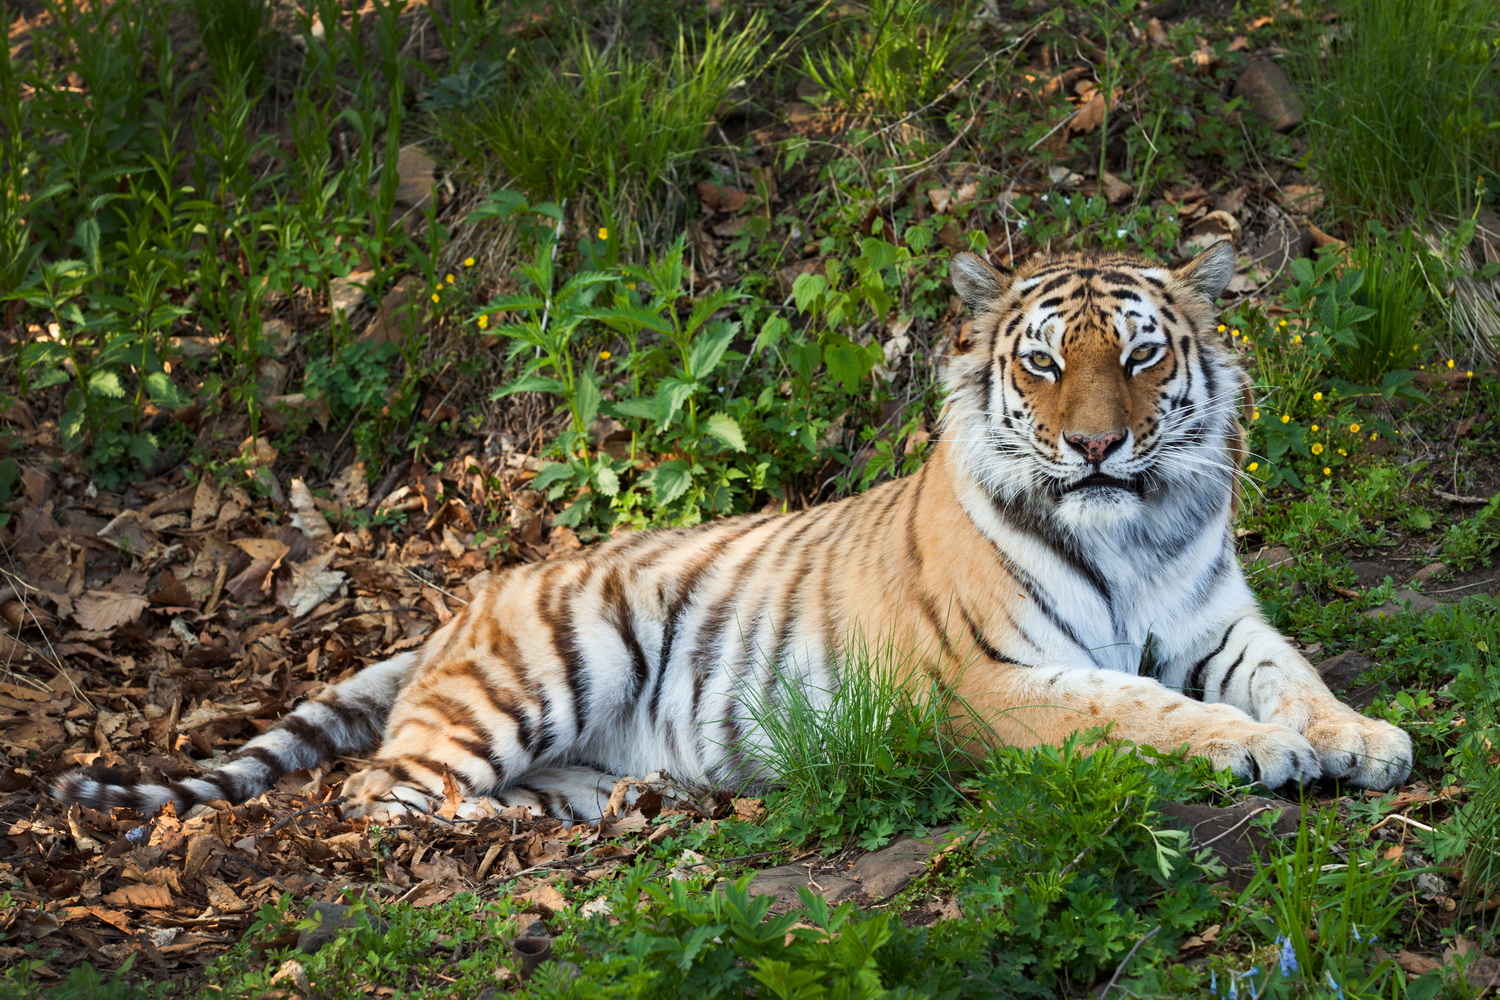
[53,240,1413,824]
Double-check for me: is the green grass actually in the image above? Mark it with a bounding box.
[1296,0,1500,224]
[431,13,768,246]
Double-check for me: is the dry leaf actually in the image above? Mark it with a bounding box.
[517,882,568,914]
[289,479,333,540]
[1069,91,1106,134]
[102,883,172,909]
[73,591,150,631]
[276,551,345,618]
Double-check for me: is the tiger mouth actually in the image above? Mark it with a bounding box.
[1056,472,1145,495]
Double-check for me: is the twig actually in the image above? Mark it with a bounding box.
[1369,813,1437,834]
[265,796,349,836]
[1428,577,1498,594]
[1097,926,1160,999]
[1196,804,1279,850]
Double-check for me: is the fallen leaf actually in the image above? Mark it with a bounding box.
[516,883,568,914]
[1180,923,1221,956]
[73,591,150,631]
[289,479,333,540]
[697,182,751,213]
[102,883,172,909]
[276,550,345,618]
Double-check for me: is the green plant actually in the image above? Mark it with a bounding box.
[433,12,767,242]
[736,640,973,850]
[1296,0,1499,224]
[1339,229,1434,383]
[802,0,971,121]
[1442,495,1500,571]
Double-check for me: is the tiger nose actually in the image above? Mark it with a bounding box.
[1064,430,1126,464]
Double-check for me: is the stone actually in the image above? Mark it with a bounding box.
[1232,59,1302,132]
[848,834,939,900]
[1315,650,1375,691]
[329,269,374,320]
[744,865,860,911]
[297,901,387,954]
[1156,797,1300,888]
[1364,588,1440,619]
[393,146,437,210]
[1249,545,1294,570]
[1410,561,1449,586]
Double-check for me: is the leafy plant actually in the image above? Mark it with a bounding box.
[736,640,974,850]
[802,0,972,121]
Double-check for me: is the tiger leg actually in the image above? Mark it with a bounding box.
[1167,613,1412,790]
[963,663,1325,788]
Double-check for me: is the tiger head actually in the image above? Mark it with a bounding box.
[943,242,1248,531]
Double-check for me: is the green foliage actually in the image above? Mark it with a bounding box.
[432,12,768,241]
[1442,495,1500,572]
[738,644,973,850]
[1224,808,1416,1000]
[1296,0,1499,224]
[802,0,972,121]
[955,736,1221,992]
[1340,230,1434,384]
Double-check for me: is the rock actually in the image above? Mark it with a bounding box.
[1156,797,1299,888]
[1349,559,1394,588]
[1100,170,1134,204]
[847,832,948,900]
[744,865,860,911]
[1232,59,1302,132]
[297,901,387,954]
[361,276,424,345]
[1316,650,1375,691]
[1249,545,1294,570]
[1248,219,1314,272]
[1410,561,1449,586]
[393,146,437,210]
[329,269,374,320]
[1364,588,1440,619]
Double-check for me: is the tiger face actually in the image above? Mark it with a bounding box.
[946,242,1243,530]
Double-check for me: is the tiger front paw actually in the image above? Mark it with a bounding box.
[1191,720,1323,789]
[1296,704,1413,791]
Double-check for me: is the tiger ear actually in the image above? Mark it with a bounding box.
[950,251,1012,312]
[1173,240,1236,302]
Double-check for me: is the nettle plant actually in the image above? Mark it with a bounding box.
[480,195,917,531]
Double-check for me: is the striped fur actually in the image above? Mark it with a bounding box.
[53,242,1412,823]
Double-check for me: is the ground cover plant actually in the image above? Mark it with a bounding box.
[2,0,1499,996]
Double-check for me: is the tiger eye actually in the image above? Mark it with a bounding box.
[1129,346,1155,362]
[1027,352,1055,368]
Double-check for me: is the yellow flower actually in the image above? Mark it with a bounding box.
[1338,448,1347,456]
[1311,424,1319,431]
[1252,410,1261,420]
[1217,324,1226,333]
[626,282,637,290]
[431,292,441,303]
[1280,414,1291,424]
[598,226,609,240]
[1291,335,1302,344]
[1348,423,1360,433]
[445,274,455,284]
[1313,392,1323,401]
[1312,443,1324,455]
[463,257,475,267]
[1447,359,1456,368]
[1231,329,1240,338]
[1323,467,1332,476]
[1370,432,1378,440]
[1466,370,1474,378]
[1247,462,1259,472]
[1278,319,1288,327]
[476,314,489,329]
[600,350,612,360]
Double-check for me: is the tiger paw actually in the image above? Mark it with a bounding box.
[1296,705,1413,791]
[1193,722,1323,789]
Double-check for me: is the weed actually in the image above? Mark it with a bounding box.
[735,639,974,850]
[432,12,768,243]
[1296,0,1499,223]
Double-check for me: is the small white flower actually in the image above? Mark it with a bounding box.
[1040,194,1049,202]
[1116,229,1128,238]
[1016,218,1027,229]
